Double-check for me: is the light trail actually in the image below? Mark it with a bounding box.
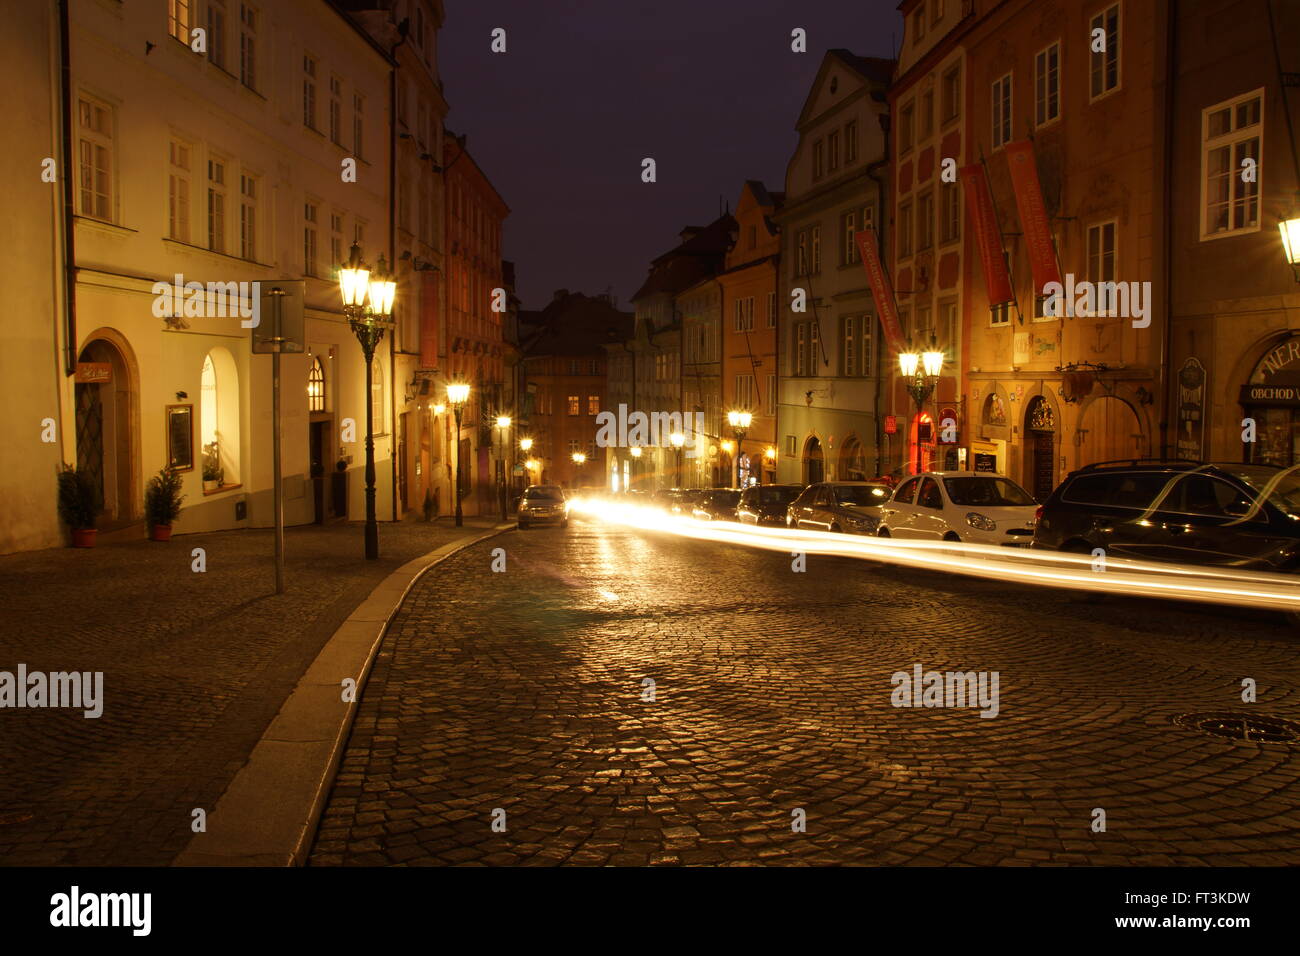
[565,497,1300,616]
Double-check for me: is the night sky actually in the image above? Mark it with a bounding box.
[438,1,903,310]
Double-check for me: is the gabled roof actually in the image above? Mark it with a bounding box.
[520,292,633,358]
[632,213,737,302]
[794,49,896,131]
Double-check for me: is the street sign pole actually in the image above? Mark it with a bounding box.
[255,283,303,594]
[269,287,286,595]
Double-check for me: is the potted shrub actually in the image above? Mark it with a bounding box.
[57,464,99,548]
[145,464,185,541]
[202,441,224,492]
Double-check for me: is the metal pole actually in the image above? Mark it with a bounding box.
[363,345,378,559]
[272,343,284,594]
[498,428,507,521]
[454,405,464,527]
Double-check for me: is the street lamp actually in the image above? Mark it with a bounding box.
[670,431,685,488]
[446,382,471,526]
[339,241,395,560]
[1280,213,1300,281]
[898,335,945,476]
[571,451,586,488]
[495,415,512,520]
[764,445,777,483]
[727,410,752,488]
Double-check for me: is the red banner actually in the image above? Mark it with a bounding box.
[1005,140,1061,295]
[854,228,905,353]
[959,164,1013,306]
[419,271,439,370]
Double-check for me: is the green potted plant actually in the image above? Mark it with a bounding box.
[202,440,224,492]
[57,464,99,548]
[144,464,185,541]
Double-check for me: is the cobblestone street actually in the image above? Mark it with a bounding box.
[0,518,498,866]
[310,514,1300,866]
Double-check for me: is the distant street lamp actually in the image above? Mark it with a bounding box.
[446,382,471,526]
[495,415,512,520]
[519,437,533,492]
[670,431,685,488]
[898,335,945,476]
[727,410,752,488]
[339,242,395,560]
[764,446,777,483]
[571,450,586,487]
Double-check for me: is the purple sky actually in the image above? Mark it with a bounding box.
[438,0,902,310]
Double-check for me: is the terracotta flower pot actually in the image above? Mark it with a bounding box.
[150,525,172,542]
[71,528,97,548]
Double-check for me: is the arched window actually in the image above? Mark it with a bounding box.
[371,358,385,434]
[200,349,241,487]
[308,356,325,412]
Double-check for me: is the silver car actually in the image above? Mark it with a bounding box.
[786,481,893,534]
[517,485,569,529]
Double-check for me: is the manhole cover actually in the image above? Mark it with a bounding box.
[1174,712,1300,744]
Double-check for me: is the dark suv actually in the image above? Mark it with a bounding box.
[1032,460,1300,570]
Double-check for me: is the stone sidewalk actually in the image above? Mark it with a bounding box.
[0,516,501,866]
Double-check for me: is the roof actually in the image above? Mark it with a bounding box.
[520,292,634,358]
[829,50,896,87]
[632,213,737,302]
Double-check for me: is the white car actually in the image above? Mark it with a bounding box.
[877,471,1038,546]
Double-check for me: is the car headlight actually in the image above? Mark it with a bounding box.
[965,512,996,531]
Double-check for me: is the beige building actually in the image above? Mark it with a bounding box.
[3,0,396,554]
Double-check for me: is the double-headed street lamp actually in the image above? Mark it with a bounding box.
[898,335,945,476]
[446,382,471,526]
[727,410,752,488]
[495,415,512,520]
[339,242,396,560]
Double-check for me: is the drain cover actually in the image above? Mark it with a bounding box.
[1174,712,1300,744]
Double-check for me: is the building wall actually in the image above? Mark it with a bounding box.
[680,278,723,486]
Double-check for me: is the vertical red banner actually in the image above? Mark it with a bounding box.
[959,164,1014,306]
[1004,140,1061,295]
[855,228,905,353]
[420,271,439,370]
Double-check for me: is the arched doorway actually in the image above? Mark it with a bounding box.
[804,436,824,483]
[200,348,242,489]
[1025,396,1057,500]
[76,336,137,523]
[907,412,935,476]
[1077,395,1143,466]
[840,434,869,480]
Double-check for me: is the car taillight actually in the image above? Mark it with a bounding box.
[1033,506,1044,527]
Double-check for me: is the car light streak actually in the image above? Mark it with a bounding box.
[565,498,1300,614]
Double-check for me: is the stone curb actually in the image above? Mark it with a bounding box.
[172,522,515,867]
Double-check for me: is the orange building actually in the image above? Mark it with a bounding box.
[718,181,783,483]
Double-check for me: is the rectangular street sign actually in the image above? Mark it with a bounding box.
[252,281,306,354]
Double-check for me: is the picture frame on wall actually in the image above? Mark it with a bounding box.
[167,404,194,471]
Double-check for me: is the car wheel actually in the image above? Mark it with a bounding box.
[877,526,891,538]
[831,524,842,534]
[943,532,961,543]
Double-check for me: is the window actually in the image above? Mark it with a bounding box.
[200,350,241,487]
[992,73,1012,148]
[352,93,364,158]
[916,305,932,349]
[239,172,257,259]
[795,323,807,376]
[735,374,755,409]
[1035,42,1060,126]
[899,202,913,257]
[353,218,364,246]
[845,120,858,163]
[329,76,342,144]
[811,225,821,274]
[567,395,579,415]
[813,139,824,179]
[918,191,934,250]
[942,65,960,123]
[587,395,600,415]
[329,212,343,275]
[239,3,257,90]
[796,230,809,276]
[920,89,934,139]
[303,55,317,130]
[1086,221,1117,315]
[991,302,1011,326]
[809,323,821,375]
[900,101,915,153]
[569,359,580,375]
[308,356,325,412]
[169,0,191,43]
[768,291,777,328]
[842,315,857,376]
[207,158,226,252]
[828,129,840,171]
[1202,91,1262,237]
[842,210,858,265]
[1090,4,1121,99]
[207,0,226,69]
[912,5,926,43]
[567,438,580,457]
[861,317,874,375]
[932,0,944,25]
[303,201,318,276]
[862,204,874,234]
[168,140,191,242]
[734,297,755,332]
[939,301,957,360]
[589,359,599,375]
[941,184,960,243]
[76,96,113,221]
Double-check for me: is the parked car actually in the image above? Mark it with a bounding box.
[692,488,742,521]
[671,489,707,516]
[737,484,804,526]
[878,471,1038,545]
[517,485,569,529]
[1032,460,1300,570]
[652,488,684,512]
[786,481,893,534]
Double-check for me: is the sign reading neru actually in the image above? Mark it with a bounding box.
[1242,336,1300,407]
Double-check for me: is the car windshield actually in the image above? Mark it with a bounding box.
[525,487,562,500]
[711,491,741,505]
[756,487,801,505]
[833,485,891,506]
[1223,466,1300,515]
[943,476,1035,506]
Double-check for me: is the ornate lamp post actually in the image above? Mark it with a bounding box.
[495,415,512,520]
[898,335,945,477]
[446,382,471,526]
[670,431,685,488]
[339,242,395,560]
[727,410,752,488]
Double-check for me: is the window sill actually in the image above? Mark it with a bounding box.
[203,482,242,497]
